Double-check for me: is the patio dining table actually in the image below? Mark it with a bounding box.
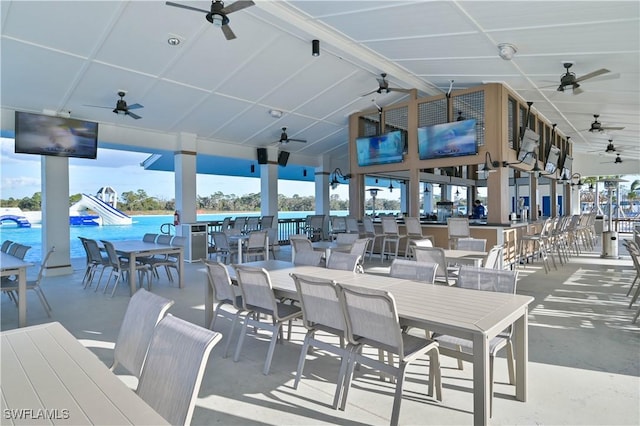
[205,260,533,425]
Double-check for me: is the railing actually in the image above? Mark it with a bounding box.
[613,218,640,233]
[202,218,308,245]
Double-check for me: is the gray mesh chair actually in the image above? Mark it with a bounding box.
[290,273,352,409]
[211,232,238,264]
[290,237,314,264]
[233,265,302,375]
[447,217,470,249]
[110,288,174,380]
[1,240,13,253]
[349,238,370,273]
[243,230,268,262]
[389,259,438,283]
[147,236,184,286]
[204,260,247,357]
[433,266,518,417]
[407,238,433,259]
[335,232,359,245]
[246,216,261,232]
[1,246,56,314]
[403,217,432,257]
[136,314,222,426]
[483,245,504,269]
[293,250,324,266]
[456,237,487,252]
[362,216,384,260]
[101,240,151,297]
[413,246,456,286]
[326,252,361,272]
[337,285,442,424]
[380,217,406,262]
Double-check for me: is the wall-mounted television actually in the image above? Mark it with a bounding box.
[417,119,477,160]
[561,155,573,179]
[14,111,99,159]
[356,130,405,166]
[517,128,539,165]
[545,145,561,174]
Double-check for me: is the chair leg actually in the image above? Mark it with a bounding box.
[294,333,313,389]
[34,289,52,317]
[263,323,281,375]
[223,313,243,359]
[506,342,516,385]
[332,345,353,410]
[428,347,442,402]
[233,318,251,362]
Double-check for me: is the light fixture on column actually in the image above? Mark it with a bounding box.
[455,188,460,197]
[329,168,351,189]
[303,169,307,177]
[570,172,583,189]
[250,164,255,173]
[477,151,506,175]
[388,180,394,192]
[423,184,430,193]
[312,39,320,56]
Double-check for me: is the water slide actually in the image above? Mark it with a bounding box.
[70,193,132,225]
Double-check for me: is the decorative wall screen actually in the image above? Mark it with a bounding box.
[384,106,408,133]
[452,90,485,147]
[508,97,516,149]
[418,98,447,128]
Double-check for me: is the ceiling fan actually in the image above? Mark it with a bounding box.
[587,114,625,133]
[555,62,614,94]
[165,0,255,40]
[600,153,623,164]
[272,127,306,145]
[588,139,618,154]
[361,73,413,97]
[84,91,143,119]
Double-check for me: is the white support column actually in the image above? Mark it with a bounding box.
[260,162,278,220]
[316,155,330,217]
[174,133,197,235]
[42,156,72,276]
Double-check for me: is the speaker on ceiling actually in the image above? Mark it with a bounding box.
[278,150,290,167]
[257,148,268,164]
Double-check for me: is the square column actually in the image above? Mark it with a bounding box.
[42,156,72,276]
[260,162,278,220]
[174,133,197,234]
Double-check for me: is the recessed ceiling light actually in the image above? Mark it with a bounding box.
[168,37,181,46]
[269,109,283,118]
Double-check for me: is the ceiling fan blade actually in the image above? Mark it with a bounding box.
[165,1,209,14]
[222,0,255,14]
[288,138,307,143]
[360,89,379,97]
[575,68,610,83]
[389,88,413,94]
[572,86,584,95]
[126,111,142,120]
[83,104,112,109]
[127,103,143,110]
[221,24,237,40]
[602,126,625,131]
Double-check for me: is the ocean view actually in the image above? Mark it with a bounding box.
[0,211,351,262]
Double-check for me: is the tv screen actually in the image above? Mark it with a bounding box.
[545,145,561,174]
[417,119,477,160]
[14,111,98,159]
[356,130,405,166]
[517,128,539,165]
[561,155,573,178]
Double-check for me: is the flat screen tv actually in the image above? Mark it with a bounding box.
[417,119,477,160]
[356,130,405,166]
[545,145,561,174]
[517,128,539,165]
[561,155,573,179]
[14,111,98,159]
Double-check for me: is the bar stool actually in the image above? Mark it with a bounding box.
[447,217,470,249]
[380,217,406,263]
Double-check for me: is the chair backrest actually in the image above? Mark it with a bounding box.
[457,265,518,294]
[335,233,359,245]
[246,216,261,232]
[136,315,221,426]
[260,215,274,229]
[413,247,449,281]
[33,246,56,285]
[83,238,105,264]
[156,234,173,245]
[212,232,230,251]
[410,238,433,249]
[345,216,360,234]
[233,265,278,315]
[220,217,232,231]
[100,240,121,268]
[389,259,438,283]
[293,250,324,266]
[349,238,370,259]
[457,238,486,252]
[113,288,175,378]
[291,238,313,253]
[483,245,503,269]
[291,273,346,334]
[1,240,13,253]
[339,284,404,357]
[233,216,247,230]
[171,236,186,247]
[330,216,347,234]
[143,233,157,243]
[362,216,376,234]
[204,260,237,304]
[447,217,471,239]
[10,244,31,260]
[381,217,399,235]
[246,230,267,249]
[404,217,423,236]
[326,252,361,272]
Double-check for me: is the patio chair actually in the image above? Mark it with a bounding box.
[136,314,222,426]
[8,243,31,260]
[483,245,504,269]
[380,217,406,262]
[232,265,302,375]
[389,258,438,283]
[243,230,268,262]
[290,236,314,264]
[110,288,174,380]
[146,236,184,286]
[211,232,239,264]
[100,240,151,297]
[204,260,247,357]
[260,215,274,229]
[457,237,487,252]
[1,240,13,253]
[403,217,432,258]
[345,216,360,234]
[80,237,110,289]
[447,217,470,249]
[433,266,518,417]
[233,216,247,233]
[293,250,324,266]
[337,284,442,425]
[362,216,384,260]
[349,238,370,273]
[290,273,352,409]
[246,216,261,232]
[407,237,434,259]
[335,232,359,245]
[1,246,56,315]
[326,252,361,272]
[413,246,456,286]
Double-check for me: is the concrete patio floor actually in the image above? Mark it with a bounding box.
[2,235,639,425]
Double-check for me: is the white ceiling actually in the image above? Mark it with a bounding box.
[1,0,639,177]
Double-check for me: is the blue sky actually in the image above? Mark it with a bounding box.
[0,137,352,201]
